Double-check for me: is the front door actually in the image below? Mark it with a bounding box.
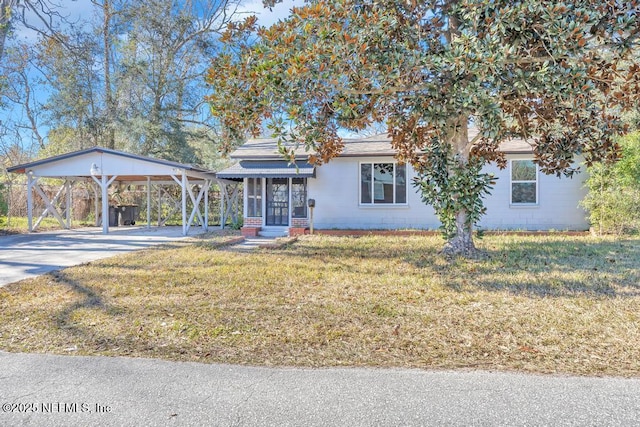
[266,178,289,226]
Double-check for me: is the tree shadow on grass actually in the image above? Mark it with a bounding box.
[443,238,640,298]
[283,235,640,299]
[50,271,130,351]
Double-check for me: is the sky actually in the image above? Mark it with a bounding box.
[234,0,304,27]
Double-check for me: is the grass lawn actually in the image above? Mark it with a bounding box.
[0,216,92,234]
[1,232,639,376]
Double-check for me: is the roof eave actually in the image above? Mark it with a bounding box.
[229,154,309,161]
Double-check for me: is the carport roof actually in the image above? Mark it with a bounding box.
[7,146,217,182]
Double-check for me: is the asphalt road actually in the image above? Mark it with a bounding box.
[1,351,639,427]
[0,226,205,286]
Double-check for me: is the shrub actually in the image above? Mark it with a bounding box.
[581,132,640,235]
[0,183,7,216]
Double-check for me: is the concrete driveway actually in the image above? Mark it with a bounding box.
[0,226,206,286]
[1,351,639,427]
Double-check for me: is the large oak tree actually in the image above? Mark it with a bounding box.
[207,0,640,255]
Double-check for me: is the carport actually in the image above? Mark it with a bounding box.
[7,147,240,235]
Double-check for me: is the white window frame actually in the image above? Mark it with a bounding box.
[246,177,262,217]
[359,162,408,206]
[291,177,308,219]
[510,159,539,206]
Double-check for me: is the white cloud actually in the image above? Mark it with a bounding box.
[235,0,304,27]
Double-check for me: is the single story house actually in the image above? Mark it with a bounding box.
[216,129,589,237]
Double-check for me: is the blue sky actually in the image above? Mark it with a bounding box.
[235,0,304,26]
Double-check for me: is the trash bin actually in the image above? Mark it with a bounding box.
[118,205,139,225]
[108,206,119,227]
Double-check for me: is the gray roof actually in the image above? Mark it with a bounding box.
[499,138,534,153]
[229,129,533,160]
[216,161,316,179]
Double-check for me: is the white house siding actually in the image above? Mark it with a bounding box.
[309,156,439,230]
[306,155,589,231]
[479,154,589,230]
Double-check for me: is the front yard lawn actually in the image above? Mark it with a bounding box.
[1,233,639,376]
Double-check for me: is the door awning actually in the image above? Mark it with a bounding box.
[216,161,316,179]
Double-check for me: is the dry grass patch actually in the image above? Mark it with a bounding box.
[0,216,92,235]
[1,233,639,376]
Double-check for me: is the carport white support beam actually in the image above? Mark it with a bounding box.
[170,172,188,236]
[91,174,118,234]
[182,173,187,235]
[188,182,205,225]
[220,182,225,230]
[157,187,181,227]
[26,173,35,232]
[219,181,240,229]
[157,185,162,226]
[65,179,72,229]
[204,180,209,232]
[92,183,100,227]
[185,181,208,234]
[170,172,210,236]
[25,177,76,232]
[33,180,66,230]
[230,183,240,224]
[146,177,151,229]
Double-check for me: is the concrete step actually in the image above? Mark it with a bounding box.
[225,237,277,252]
[258,228,288,238]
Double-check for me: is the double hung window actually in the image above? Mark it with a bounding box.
[247,178,262,216]
[511,160,538,205]
[360,163,407,205]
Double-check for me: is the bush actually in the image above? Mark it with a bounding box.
[0,183,7,216]
[581,132,640,234]
[229,218,243,230]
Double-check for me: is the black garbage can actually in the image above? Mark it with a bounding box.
[108,206,119,227]
[118,205,139,225]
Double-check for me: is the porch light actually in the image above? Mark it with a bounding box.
[90,163,100,176]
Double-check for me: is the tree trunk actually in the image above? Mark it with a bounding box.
[0,0,18,61]
[102,0,115,149]
[441,209,477,257]
[441,115,479,257]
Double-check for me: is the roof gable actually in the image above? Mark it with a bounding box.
[7,147,216,181]
[8,147,204,173]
